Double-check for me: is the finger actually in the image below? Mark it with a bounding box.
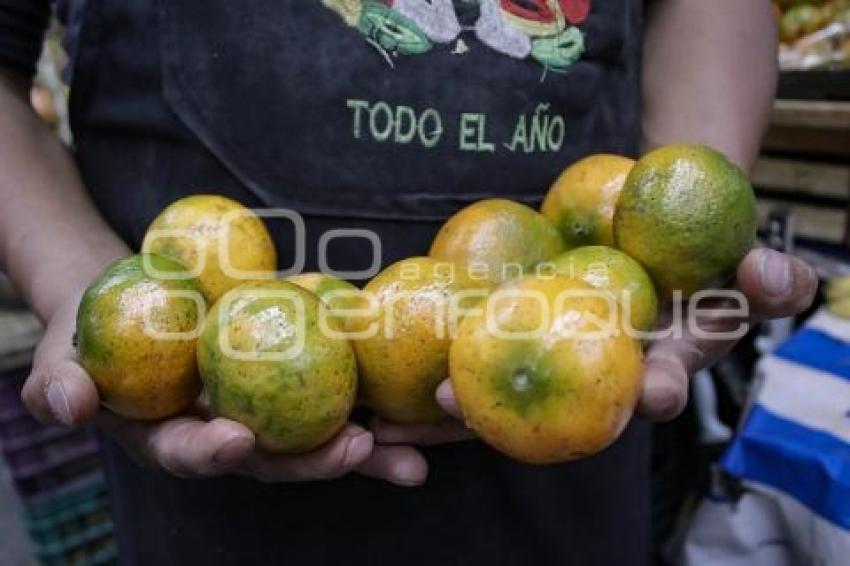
[436,379,462,419]
[736,248,818,320]
[23,310,99,425]
[97,412,255,478]
[23,359,99,426]
[637,249,818,423]
[370,416,474,446]
[356,444,428,487]
[239,424,373,483]
[637,344,692,422]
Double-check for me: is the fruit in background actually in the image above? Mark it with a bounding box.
[198,280,357,453]
[450,275,643,464]
[614,145,757,299]
[773,2,783,24]
[142,195,277,303]
[350,257,493,423]
[780,5,827,41]
[76,254,203,420]
[541,154,635,248]
[286,273,363,330]
[825,277,850,318]
[429,198,565,285]
[552,246,658,332]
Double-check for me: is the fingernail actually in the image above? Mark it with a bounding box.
[343,433,373,468]
[392,459,427,487]
[213,435,252,467]
[46,380,73,426]
[759,250,792,298]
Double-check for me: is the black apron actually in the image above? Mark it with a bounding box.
[68,1,649,563]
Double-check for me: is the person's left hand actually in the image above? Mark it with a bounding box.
[369,248,818,451]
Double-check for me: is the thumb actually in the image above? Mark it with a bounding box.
[22,302,99,426]
[736,248,818,320]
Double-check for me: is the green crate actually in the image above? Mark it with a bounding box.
[34,521,113,559]
[38,534,117,566]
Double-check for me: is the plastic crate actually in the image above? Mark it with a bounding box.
[37,532,117,566]
[24,470,105,508]
[12,453,103,499]
[4,429,97,477]
[25,481,110,534]
[1,370,116,565]
[0,413,78,453]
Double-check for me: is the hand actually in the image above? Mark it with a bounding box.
[368,381,474,447]
[637,247,818,421]
[21,295,427,485]
[376,248,818,448]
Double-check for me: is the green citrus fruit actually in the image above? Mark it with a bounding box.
[286,273,362,331]
[614,145,757,299]
[197,280,357,453]
[551,246,658,332]
[76,254,203,420]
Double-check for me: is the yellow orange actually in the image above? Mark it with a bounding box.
[76,254,203,420]
[142,195,277,303]
[430,198,565,285]
[351,257,493,423]
[541,154,635,248]
[450,275,643,464]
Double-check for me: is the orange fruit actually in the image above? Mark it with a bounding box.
[286,273,362,331]
[614,145,757,299]
[450,275,643,464]
[350,257,493,423]
[142,195,277,303]
[541,154,635,248]
[197,280,357,453]
[552,246,658,332]
[430,198,565,284]
[76,254,203,420]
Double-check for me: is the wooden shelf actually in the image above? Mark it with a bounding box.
[763,100,850,159]
[758,99,850,246]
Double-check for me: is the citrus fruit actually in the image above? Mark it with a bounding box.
[76,254,204,420]
[614,145,757,299]
[772,2,783,24]
[286,273,362,331]
[429,198,565,284]
[450,274,643,464]
[825,277,850,319]
[350,257,493,423]
[197,280,357,453]
[552,246,658,332]
[541,154,635,248]
[780,5,825,41]
[142,195,277,303]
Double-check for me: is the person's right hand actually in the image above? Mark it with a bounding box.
[21,294,428,485]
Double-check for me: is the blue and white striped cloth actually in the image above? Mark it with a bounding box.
[721,309,850,532]
[677,309,850,565]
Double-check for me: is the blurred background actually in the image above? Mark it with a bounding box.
[1,2,849,565]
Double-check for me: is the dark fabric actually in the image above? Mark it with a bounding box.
[62,0,649,563]
[0,0,50,77]
[99,420,649,566]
